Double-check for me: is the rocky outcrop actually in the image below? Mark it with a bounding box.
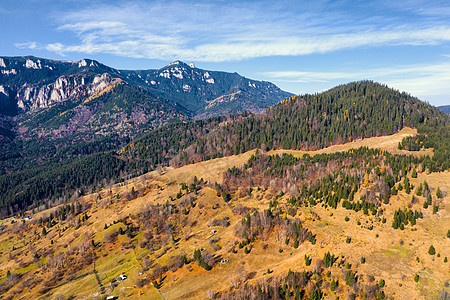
[16,73,114,111]
[0,56,293,118]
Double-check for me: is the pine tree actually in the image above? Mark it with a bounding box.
[428,245,436,255]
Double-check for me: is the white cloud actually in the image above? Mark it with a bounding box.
[14,0,450,62]
[15,41,38,50]
[262,62,450,104]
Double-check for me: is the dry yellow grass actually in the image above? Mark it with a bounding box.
[160,127,425,186]
[1,128,447,299]
[268,127,433,158]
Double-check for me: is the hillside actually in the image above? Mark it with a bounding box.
[125,81,450,169]
[0,131,448,299]
[0,80,449,299]
[1,81,449,218]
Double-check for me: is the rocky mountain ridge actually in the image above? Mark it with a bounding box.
[0,56,293,118]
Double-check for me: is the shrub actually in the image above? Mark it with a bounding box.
[378,279,385,288]
[345,216,350,222]
[433,205,439,214]
[153,280,161,289]
[346,271,357,286]
[428,245,436,255]
[305,255,312,266]
[346,236,351,243]
[414,274,419,282]
[330,279,338,291]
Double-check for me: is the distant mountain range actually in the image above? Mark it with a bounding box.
[0,56,292,161]
[438,105,450,114]
[0,56,292,118]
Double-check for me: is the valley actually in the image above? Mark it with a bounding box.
[0,130,448,299]
[0,57,449,300]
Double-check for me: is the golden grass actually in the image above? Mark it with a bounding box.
[268,127,433,158]
[1,127,448,299]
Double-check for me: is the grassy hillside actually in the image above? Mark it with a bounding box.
[1,81,449,221]
[0,131,448,299]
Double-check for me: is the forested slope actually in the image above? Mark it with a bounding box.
[1,81,449,216]
[127,81,449,169]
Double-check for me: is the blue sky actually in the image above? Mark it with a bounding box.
[1,0,450,105]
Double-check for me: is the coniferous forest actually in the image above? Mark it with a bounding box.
[0,81,448,217]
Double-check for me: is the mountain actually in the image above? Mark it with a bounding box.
[126,81,450,169]
[0,119,448,299]
[0,56,292,118]
[120,60,293,118]
[438,105,450,114]
[0,55,291,174]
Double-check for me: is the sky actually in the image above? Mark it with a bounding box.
[1,0,450,106]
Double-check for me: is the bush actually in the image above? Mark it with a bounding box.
[433,205,439,214]
[153,280,161,289]
[330,279,338,291]
[377,290,386,299]
[345,216,350,222]
[305,255,312,266]
[378,279,385,288]
[428,245,436,255]
[346,236,352,243]
[414,274,419,282]
[346,271,357,286]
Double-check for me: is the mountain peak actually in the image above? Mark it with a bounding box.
[78,58,101,68]
[163,60,195,69]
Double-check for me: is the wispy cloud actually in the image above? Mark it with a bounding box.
[262,61,450,102]
[15,41,38,50]
[15,0,450,62]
